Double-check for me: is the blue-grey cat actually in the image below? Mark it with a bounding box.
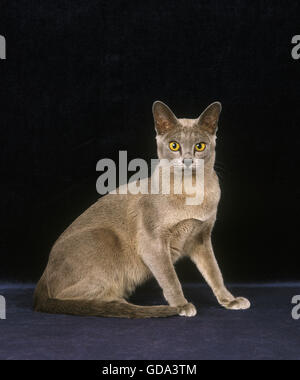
[34,101,250,318]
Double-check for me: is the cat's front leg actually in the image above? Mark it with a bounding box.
[189,225,251,310]
[139,237,197,317]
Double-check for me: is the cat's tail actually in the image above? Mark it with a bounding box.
[33,279,179,318]
[34,297,179,318]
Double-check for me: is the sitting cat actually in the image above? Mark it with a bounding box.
[34,101,250,318]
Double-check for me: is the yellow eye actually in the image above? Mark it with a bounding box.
[195,142,206,152]
[169,141,180,152]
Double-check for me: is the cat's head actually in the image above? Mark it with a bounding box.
[153,101,221,169]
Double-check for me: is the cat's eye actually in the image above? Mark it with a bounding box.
[169,141,180,152]
[195,142,206,152]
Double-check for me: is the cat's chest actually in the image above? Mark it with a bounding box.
[169,182,220,223]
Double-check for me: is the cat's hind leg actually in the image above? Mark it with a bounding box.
[34,229,182,318]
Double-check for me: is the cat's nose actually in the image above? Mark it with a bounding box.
[183,158,193,168]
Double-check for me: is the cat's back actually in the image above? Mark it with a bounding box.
[55,192,136,244]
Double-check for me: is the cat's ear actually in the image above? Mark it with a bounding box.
[152,101,178,135]
[197,102,222,135]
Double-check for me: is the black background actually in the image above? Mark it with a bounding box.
[0,0,299,283]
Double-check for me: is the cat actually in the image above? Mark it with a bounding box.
[34,101,251,318]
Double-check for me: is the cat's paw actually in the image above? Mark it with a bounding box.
[178,302,197,317]
[221,297,251,310]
